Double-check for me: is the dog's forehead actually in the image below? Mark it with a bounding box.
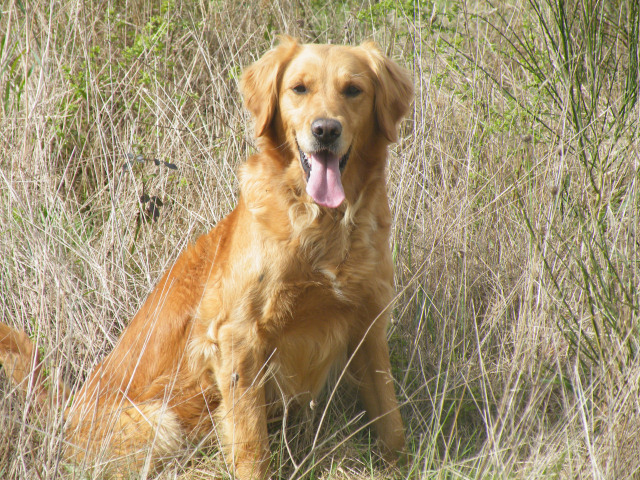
[284,44,371,79]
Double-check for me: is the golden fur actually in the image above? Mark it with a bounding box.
[0,36,413,478]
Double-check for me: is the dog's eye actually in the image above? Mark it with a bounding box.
[292,84,307,94]
[344,85,362,97]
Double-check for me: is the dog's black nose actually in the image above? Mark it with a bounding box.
[311,118,342,145]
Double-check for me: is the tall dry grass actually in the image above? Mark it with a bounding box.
[1,0,639,478]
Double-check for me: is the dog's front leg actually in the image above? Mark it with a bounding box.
[349,327,405,462]
[215,327,271,479]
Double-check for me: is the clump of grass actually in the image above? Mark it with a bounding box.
[1,0,639,479]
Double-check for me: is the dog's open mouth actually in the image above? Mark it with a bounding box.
[298,143,350,208]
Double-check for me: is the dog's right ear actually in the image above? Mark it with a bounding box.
[240,36,299,138]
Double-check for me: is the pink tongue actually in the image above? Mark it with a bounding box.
[305,152,345,208]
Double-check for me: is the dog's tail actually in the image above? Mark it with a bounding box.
[0,322,70,412]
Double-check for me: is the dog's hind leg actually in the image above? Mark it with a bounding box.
[63,396,186,475]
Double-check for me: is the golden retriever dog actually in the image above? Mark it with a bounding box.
[0,36,413,478]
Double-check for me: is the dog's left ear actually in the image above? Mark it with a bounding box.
[240,36,299,138]
[362,42,414,143]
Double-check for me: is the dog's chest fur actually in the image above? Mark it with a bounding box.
[257,257,354,405]
[190,197,392,409]
[263,206,390,393]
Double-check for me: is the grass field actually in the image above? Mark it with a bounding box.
[1,0,639,478]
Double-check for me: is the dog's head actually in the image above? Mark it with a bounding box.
[240,36,413,209]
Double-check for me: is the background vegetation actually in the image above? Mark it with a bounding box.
[1,0,638,478]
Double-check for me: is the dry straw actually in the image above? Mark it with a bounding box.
[1,0,638,478]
